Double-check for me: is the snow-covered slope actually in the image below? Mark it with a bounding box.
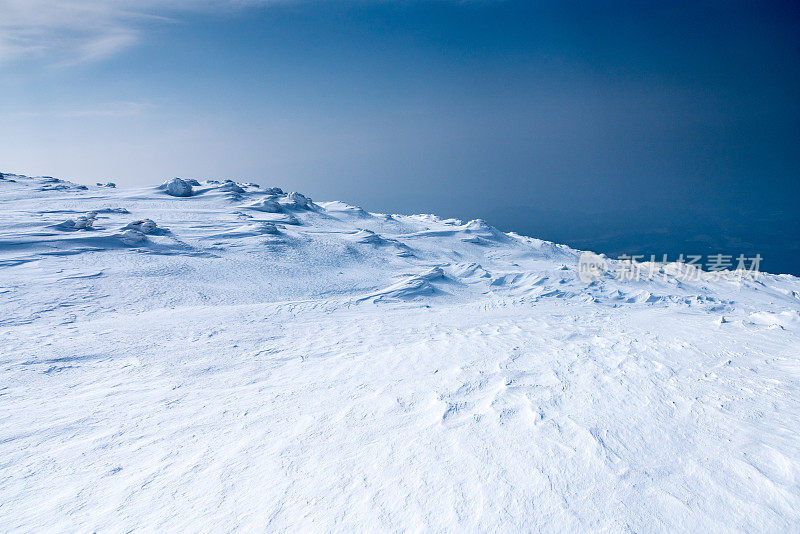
[2,173,799,532]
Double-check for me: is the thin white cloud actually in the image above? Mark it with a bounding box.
[55,29,139,67]
[0,0,467,68]
[0,0,253,67]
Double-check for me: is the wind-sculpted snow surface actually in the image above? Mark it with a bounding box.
[1,173,800,532]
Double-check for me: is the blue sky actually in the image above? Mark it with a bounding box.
[1,0,799,272]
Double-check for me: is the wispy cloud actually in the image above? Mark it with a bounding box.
[0,0,468,68]
[0,0,260,67]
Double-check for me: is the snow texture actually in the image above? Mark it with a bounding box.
[1,173,799,532]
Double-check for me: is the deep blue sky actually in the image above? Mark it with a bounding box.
[1,0,798,273]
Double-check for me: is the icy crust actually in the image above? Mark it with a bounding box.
[1,172,800,531]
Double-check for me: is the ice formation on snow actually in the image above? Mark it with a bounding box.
[283,192,314,209]
[163,178,194,197]
[54,212,97,230]
[122,219,159,235]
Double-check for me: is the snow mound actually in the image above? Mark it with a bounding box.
[245,198,282,213]
[463,218,507,240]
[206,223,279,239]
[282,192,314,210]
[451,262,492,280]
[53,212,97,231]
[122,219,160,235]
[748,310,800,329]
[320,201,372,218]
[218,180,245,194]
[352,229,385,245]
[162,178,193,197]
[119,229,147,245]
[362,266,447,301]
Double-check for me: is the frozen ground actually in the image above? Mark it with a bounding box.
[1,174,799,532]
